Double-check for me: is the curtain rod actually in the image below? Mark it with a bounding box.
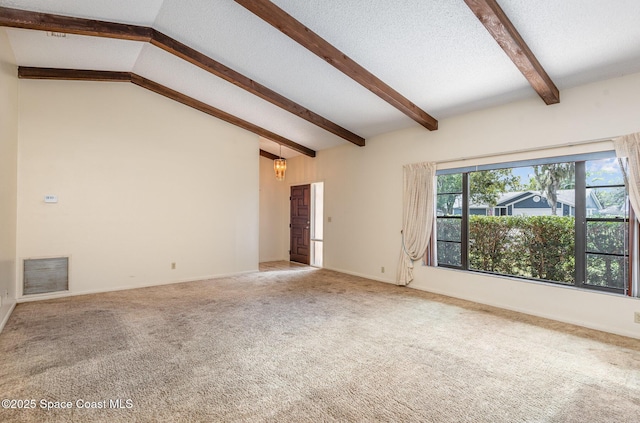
[435,136,617,166]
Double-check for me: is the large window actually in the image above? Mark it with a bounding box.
[434,152,633,295]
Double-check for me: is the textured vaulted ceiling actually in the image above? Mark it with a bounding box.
[2,0,640,158]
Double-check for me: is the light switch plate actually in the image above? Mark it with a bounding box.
[44,195,58,203]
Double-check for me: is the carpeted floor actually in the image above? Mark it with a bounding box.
[1,264,640,422]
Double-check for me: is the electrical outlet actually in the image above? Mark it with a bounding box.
[635,312,640,324]
[381,266,385,273]
[171,262,176,270]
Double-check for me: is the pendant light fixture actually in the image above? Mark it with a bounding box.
[274,144,287,181]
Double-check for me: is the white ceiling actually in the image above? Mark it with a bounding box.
[2,0,640,158]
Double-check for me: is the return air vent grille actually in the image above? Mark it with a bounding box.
[23,257,69,295]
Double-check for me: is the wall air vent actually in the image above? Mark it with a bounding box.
[23,257,69,295]
[46,31,67,38]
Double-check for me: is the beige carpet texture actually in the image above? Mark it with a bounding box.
[1,265,640,422]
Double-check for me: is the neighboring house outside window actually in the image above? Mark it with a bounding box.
[449,189,604,217]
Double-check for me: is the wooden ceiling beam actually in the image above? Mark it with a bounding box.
[0,6,152,41]
[259,149,280,160]
[18,66,316,158]
[464,0,559,105]
[235,0,438,131]
[0,7,363,146]
[18,67,131,82]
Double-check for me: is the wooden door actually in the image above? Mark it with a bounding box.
[290,184,311,264]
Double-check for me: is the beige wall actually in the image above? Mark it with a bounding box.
[0,29,18,329]
[17,80,259,299]
[259,156,287,262]
[285,71,640,338]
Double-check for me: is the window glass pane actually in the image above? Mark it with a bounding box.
[588,187,627,217]
[437,241,461,267]
[436,218,461,242]
[311,240,323,267]
[437,194,462,216]
[586,157,626,186]
[586,221,627,255]
[311,182,324,240]
[464,163,575,283]
[437,174,461,194]
[586,254,627,290]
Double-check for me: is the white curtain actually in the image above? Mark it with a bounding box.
[613,132,640,217]
[397,162,436,286]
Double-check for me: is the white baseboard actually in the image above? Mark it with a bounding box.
[0,301,16,334]
[17,269,258,303]
[259,257,287,263]
[323,266,396,285]
[409,283,640,340]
